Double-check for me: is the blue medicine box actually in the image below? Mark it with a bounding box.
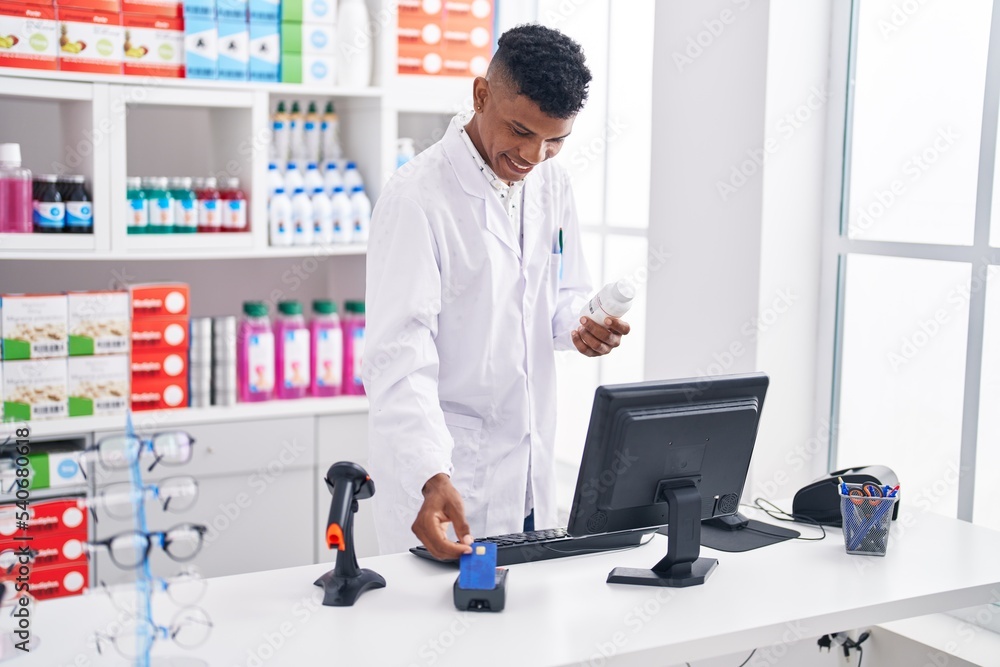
[184,18,218,80]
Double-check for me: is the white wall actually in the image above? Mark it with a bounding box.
[646,0,832,502]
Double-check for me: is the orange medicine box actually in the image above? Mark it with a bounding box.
[131,374,188,411]
[130,316,189,351]
[26,561,89,600]
[121,0,181,18]
[56,0,121,12]
[129,282,190,319]
[0,3,58,70]
[131,349,188,379]
[55,7,124,74]
[398,41,443,76]
[122,14,184,77]
[0,498,87,539]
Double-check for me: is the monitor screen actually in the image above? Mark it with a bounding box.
[566,372,769,587]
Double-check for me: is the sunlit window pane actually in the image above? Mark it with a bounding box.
[848,0,991,245]
[837,254,970,517]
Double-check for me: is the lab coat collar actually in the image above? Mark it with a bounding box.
[442,115,549,258]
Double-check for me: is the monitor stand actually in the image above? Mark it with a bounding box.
[607,480,717,588]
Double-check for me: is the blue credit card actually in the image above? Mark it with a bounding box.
[458,542,497,590]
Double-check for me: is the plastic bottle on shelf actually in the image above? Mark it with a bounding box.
[220,177,248,232]
[145,177,175,233]
[329,185,353,244]
[349,186,370,244]
[289,101,305,160]
[272,101,290,164]
[397,138,416,169]
[170,177,198,233]
[63,175,93,234]
[579,278,636,324]
[341,300,366,395]
[33,175,65,233]
[274,300,311,399]
[285,161,304,193]
[196,176,222,233]
[237,301,275,402]
[269,187,292,246]
[310,299,343,397]
[0,143,32,233]
[342,161,364,191]
[337,0,372,88]
[323,161,344,195]
[126,176,148,234]
[322,101,343,162]
[267,162,284,198]
[303,162,324,194]
[291,186,314,246]
[311,187,334,246]
[304,101,321,164]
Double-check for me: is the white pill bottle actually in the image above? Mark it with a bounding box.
[580,279,636,324]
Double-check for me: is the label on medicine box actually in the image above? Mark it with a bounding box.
[248,0,277,22]
[281,52,333,85]
[67,291,129,356]
[1,293,68,359]
[0,3,58,71]
[184,16,217,78]
[2,358,68,421]
[182,0,213,18]
[122,14,184,76]
[68,354,129,417]
[130,316,189,351]
[121,0,181,18]
[129,282,190,318]
[216,0,247,21]
[56,0,121,12]
[25,450,86,489]
[249,20,278,81]
[280,0,336,24]
[55,8,124,74]
[131,375,188,411]
[280,21,334,56]
[217,19,248,80]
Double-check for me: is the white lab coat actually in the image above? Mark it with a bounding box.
[363,116,592,554]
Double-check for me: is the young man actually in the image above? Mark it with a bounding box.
[364,24,630,558]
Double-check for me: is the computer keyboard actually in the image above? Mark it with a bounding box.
[409,527,655,566]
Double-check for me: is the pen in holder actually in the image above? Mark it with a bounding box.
[840,484,900,556]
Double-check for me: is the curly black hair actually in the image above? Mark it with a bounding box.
[489,24,592,119]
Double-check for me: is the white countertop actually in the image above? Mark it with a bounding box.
[12,508,1000,666]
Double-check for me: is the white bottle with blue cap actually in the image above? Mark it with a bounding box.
[329,185,353,245]
[267,162,284,198]
[343,161,364,192]
[269,187,292,246]
[349,186,371,244]
[291,187,314,246]
[304,162,324,194]
[323,161,344,196]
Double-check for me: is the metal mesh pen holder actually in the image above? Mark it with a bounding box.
[840,493,899,556]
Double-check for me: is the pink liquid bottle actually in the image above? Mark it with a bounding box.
[342,300,366,396]
[0,143,33,233]
[274,300,311,399]
[220,177,248,232]
[310,299,343,397]
[196,176,222,233]
[237,301,275,402]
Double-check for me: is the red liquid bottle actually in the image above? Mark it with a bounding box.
[220,177,248,232]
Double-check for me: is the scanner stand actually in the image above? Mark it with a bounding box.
[315,500,386,606]
[607,481,718,588]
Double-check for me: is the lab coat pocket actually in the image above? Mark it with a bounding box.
[547,252,561,318]
[442,410,485,495]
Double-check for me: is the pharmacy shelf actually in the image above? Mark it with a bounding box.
[386,75,473,114]
[0,233,97,254]
[0,396,369,440]
[0,66,383,99]
[0,239,367,260]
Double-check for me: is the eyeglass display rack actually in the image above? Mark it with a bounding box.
[99,413,209,667]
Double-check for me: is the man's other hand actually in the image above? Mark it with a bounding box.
[572,316,630,357]
[412,473,474,560]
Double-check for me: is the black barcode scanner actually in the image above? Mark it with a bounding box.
[314,462,385,606]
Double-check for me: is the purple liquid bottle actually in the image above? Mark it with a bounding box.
[275,300,311,399]
[309,299,342,397]
[237,301,275,402]
[0,143,32,234]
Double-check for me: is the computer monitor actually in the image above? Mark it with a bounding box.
[567,372,768,588]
